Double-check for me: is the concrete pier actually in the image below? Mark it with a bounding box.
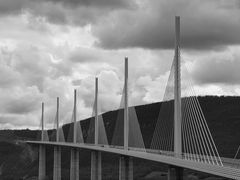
[119,156,133,180]
[53,146,61,180]
[70,148,79,180]
[168,166,183,180]
[53,97,61,180]
[91,151,102,180]
[70,90,80,180]
[38,102,46,180]
[38,144,46,180]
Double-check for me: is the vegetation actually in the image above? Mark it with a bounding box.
[0,96,240,179]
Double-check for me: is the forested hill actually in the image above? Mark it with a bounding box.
[2,96,240,157]
[1,96,240,179]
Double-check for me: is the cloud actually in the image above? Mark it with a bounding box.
[0,0,135,14]
[0,85,44,129]
[1,86,42,114]
[189,47,240,85]
[135,74,169,103]
[1,0,239,51]
[74,70,123,113]
[0,113,39,129]
[93,0,240,50]
[0,0,136,27]
[0,0,240,130]
[0,0,28,15]
[193,84,240,97]
[0,63,21,88]
[44,0,136,9]
[69,48,102,63]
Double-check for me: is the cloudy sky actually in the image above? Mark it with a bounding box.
[0,0,240,129]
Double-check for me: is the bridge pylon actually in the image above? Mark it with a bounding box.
[91,77,102,180]
[91,151,102,180]
[174,15,182,156]
[53,97,62,180]
[70,148,79,180]
[119,156,133,180]
[168,166,183,180]
[169,15,184,180]
[70,89,80,180]
[118,58,133,180]
[39,102,46,180]
[124,57,129,150]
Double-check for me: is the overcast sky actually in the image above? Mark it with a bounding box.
[0,0,240,129]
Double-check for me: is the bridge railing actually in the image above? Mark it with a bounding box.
[36,140,240,168]
[221,157,240,168]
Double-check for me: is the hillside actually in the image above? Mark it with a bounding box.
[1,96,240,179]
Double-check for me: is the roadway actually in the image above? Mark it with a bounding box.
[27,141,240,180]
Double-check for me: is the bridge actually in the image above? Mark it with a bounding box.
[27,16,240,180]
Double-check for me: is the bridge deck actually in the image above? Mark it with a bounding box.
[27,141,240,180]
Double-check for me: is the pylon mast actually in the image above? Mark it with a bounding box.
[124,57,129,150]
[95,77,99,145]
[73,90,77,143]
[174,16,182,155]
[41,102,44,141]
[56,97,59,142]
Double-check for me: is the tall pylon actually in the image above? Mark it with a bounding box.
[73,89,77,143]
[39,102,46,180]
[174,16,182,156]
[95,78,99,145]
[124,57,129,150]
[41,103,45,141]
[56,97,59,142]
[119,58,133,180]
[91,151,102,180]
[70,89,80,180]
[53,97,61,180]
[169,16,184,180]
[91,78,102,180]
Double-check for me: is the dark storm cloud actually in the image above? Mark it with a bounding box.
[32,0,137,25]
[43,0,135,9]
[1,0,239,50]
[0,0,136,27]
[0,0,136,17]
[0,0,27,15]
[93,0,240,50]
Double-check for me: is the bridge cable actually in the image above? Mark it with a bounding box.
[186,69,222,165]
[150,59,174,153]
[182,62,223,166]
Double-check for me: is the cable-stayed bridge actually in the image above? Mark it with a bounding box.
[27,16,240,180]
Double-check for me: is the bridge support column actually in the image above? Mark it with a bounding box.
[53,146,61,180]
[70,148,79,180]
[119,156,133,180]
[38,144,46,180]
[39,102,46,180]
[168,166,183,180]
[91,151,102,180]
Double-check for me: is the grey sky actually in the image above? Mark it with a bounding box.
[0,0,239,129]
